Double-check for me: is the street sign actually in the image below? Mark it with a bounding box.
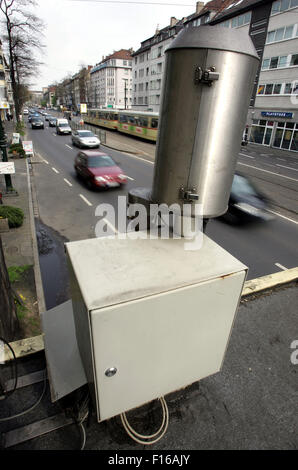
[0,162,15,174]
[22,141,34,156]
[80,103,87,114]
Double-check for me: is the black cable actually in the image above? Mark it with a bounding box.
[0,336,18,400]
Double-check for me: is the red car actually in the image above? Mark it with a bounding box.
[74,150,127,189]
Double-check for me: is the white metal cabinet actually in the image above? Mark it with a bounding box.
[66,233,247,422]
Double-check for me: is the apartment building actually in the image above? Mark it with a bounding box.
[90,49,132,109]
[131,1,232,112]
[0,40,13,120]
[212,0,298,152]
[131,17,184,112]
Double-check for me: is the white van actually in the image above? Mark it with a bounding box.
[56,118,71,135]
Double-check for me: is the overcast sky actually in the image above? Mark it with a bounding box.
[31,0,200,90]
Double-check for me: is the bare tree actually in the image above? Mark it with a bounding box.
[0,0,45,120]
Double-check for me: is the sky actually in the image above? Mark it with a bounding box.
[30,0,201,90]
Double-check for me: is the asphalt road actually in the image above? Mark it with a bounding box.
[26,116,298,305]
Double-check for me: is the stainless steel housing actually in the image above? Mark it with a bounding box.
[151,25,259,218]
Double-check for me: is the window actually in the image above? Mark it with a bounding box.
[266,24,296,43]
[284,83,293,93]
[138,117,148,127]
[273,83,282,94]
[271,0,298,14]
[139,69,144,78]
[230,11,251,28]
[265,84,273,94]
[123,61,127,66]
[151,118,158,128]
[278,55,288,67]
[261,55,295,70]
[269,57,278,69]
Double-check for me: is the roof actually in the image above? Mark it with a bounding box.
[102,49,133,62]
[211,0,272,23]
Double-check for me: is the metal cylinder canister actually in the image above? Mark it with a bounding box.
[151,25,259,218]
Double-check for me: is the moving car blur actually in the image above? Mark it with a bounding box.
[71,130,100,148]
[74,150,127,189]
[222,173,273,224]
[31,117,44,129]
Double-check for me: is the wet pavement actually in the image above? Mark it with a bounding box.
[35,219,70,310]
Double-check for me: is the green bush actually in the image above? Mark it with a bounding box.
[0,205,24,227]
[8,143,26,157]
[15,121,26,136]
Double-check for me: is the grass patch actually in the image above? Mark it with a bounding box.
[0,206,24,228]
[16,302,27,320]
[8,264,32,283]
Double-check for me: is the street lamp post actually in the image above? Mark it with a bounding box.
[0,114,13,192]
[123,78,128,110]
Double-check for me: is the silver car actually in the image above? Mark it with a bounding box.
[71,130,100,148]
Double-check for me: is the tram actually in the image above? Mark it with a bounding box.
[84,109,159,142]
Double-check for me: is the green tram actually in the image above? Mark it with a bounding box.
[85,109,119,130]
[84,109,159,142]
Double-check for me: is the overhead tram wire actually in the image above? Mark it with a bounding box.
[68,0,193,6]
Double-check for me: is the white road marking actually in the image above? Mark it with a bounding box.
[65,144,72,150]
[275,262,288,271]
[237,162,298,182]
[42,158,49,164]
[267,209,298,225]
[277,158,286,161]
[125,175,134,181]
[276,164,298,172]
[52,167,59,174]
[52,133,57,137]
[79,194,93,206]
[239,153,255,159]
[64,178,73,187]
[123,152,154,165]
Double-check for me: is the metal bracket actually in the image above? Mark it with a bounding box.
[194,66,219,87]
[180,188,199,202]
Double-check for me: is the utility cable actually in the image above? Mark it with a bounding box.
[0,369,47,422]
[120,396,169,445]
[0,337,18,401]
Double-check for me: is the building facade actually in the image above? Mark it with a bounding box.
[0,40,13,120]
[131,17,184,112]
[211,0,298,152]
[90,50,132,109]
[131,1,232,112]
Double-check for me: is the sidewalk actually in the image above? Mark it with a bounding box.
[0,121,44,339]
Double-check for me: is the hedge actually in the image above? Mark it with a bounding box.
[0,206,24,228]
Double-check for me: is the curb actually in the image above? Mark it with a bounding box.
[25,157,46,315]
[4,266,298,362]
[242,266,298,297]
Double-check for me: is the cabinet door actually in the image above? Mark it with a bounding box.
[90,271,245,421]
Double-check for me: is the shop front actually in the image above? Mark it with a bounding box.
[248,111,297,152]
